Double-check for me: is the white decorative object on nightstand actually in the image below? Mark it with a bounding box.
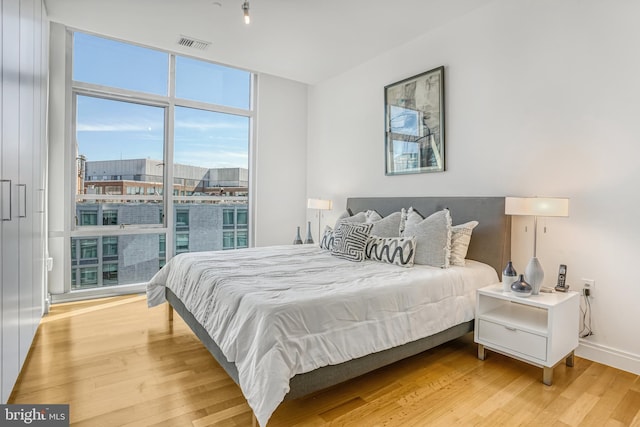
[474,284,579,385]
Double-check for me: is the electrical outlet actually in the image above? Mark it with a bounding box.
[583,279,595,297]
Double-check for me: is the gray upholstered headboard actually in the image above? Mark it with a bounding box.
[346,197,511,275]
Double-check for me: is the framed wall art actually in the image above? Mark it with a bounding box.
[384,66,445,175]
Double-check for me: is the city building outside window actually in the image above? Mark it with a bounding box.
[103,263,118,285]
[79,267,98,288]
[103,236,118,257]
[176,210,189,229]
[103,210,118,225]
[80,239,98,259]
[223,231,234,250]
[176,233,189,254]
[80,211,97,226]
[159,235,166,257]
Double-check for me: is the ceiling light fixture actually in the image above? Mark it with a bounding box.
[241,1,250,24]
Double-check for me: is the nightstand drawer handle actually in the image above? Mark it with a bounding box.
[504,326,517,331]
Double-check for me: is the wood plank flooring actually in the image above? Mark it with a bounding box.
[9,294,640,426]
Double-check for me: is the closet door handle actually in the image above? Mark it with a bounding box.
[18,184,27,218]
[1,179,12,221]
[37,188,45,213]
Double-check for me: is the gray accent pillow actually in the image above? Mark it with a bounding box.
[402,209,452,268]
[366,236,416,267]
[450,221,479,266]
[334,211,367,229]
[331,222,373,262]
[365,210,382,222]
[367,211,402,237]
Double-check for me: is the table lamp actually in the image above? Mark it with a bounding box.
[307,198,333,243]
[505,197,569,294]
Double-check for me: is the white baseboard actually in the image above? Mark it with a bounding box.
[576,338,640,375]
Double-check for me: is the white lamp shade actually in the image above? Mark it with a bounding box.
[307,198,333,210]
[505,197,569,217]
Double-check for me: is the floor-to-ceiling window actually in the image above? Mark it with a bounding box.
[69,31,253,293]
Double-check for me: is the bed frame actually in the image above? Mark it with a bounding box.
[165,196,510,407]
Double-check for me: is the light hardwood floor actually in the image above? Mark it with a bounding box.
[10,294,640,426]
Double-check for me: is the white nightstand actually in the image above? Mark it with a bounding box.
[474,284,579,385]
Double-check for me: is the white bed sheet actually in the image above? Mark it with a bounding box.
[146,244,498,426]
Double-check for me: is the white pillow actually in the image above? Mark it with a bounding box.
[402,209,452,268]
[450,221,479,266]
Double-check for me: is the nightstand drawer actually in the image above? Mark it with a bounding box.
[478,319,547,361]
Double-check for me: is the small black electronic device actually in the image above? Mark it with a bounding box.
[555,264,569,292]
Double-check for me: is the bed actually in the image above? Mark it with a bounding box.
[146,196,510,426]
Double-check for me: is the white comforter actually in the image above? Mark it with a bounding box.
[146,245,498,426]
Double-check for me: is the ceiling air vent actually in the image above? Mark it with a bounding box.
[177,35,211,51]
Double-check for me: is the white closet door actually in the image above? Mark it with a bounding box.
[0,0,4,402]
[18,0,36,366]
[1,0,22,403]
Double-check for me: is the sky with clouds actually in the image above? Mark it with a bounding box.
[74,32,250,169]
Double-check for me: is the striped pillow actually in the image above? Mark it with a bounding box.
[450,221,479,266]
[319,225,335,250]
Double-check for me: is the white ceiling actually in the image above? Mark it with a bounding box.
[44,0,494,84]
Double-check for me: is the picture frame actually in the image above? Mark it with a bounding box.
[384,66,445,175]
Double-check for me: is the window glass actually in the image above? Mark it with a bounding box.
[237,230,248,248]
[175,56,250,109]
[237,209,248,226]
[80,211,97,226]
[223,209,234,227]
[79,267,98,288]
[73,32,168,95]
[80,239,98,259]
[103,264,118,285]
[159,235,166,256]
[103,237,118,257]
[176,210,189,226]
[103,210,118,225]
[223,231,234,250]
[71,234,165,289]
[176,234,189,254]
[174,107,249,171]
[75,95,165,227]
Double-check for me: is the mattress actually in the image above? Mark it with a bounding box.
[146,244,498,426]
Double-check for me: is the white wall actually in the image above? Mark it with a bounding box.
[307,0,640,374]
[254,74,308,246]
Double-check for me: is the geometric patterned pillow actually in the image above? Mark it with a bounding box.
[365,236,416,267]
[330,222,373,262]
[319,225,335,250]
[450,221,479,266]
